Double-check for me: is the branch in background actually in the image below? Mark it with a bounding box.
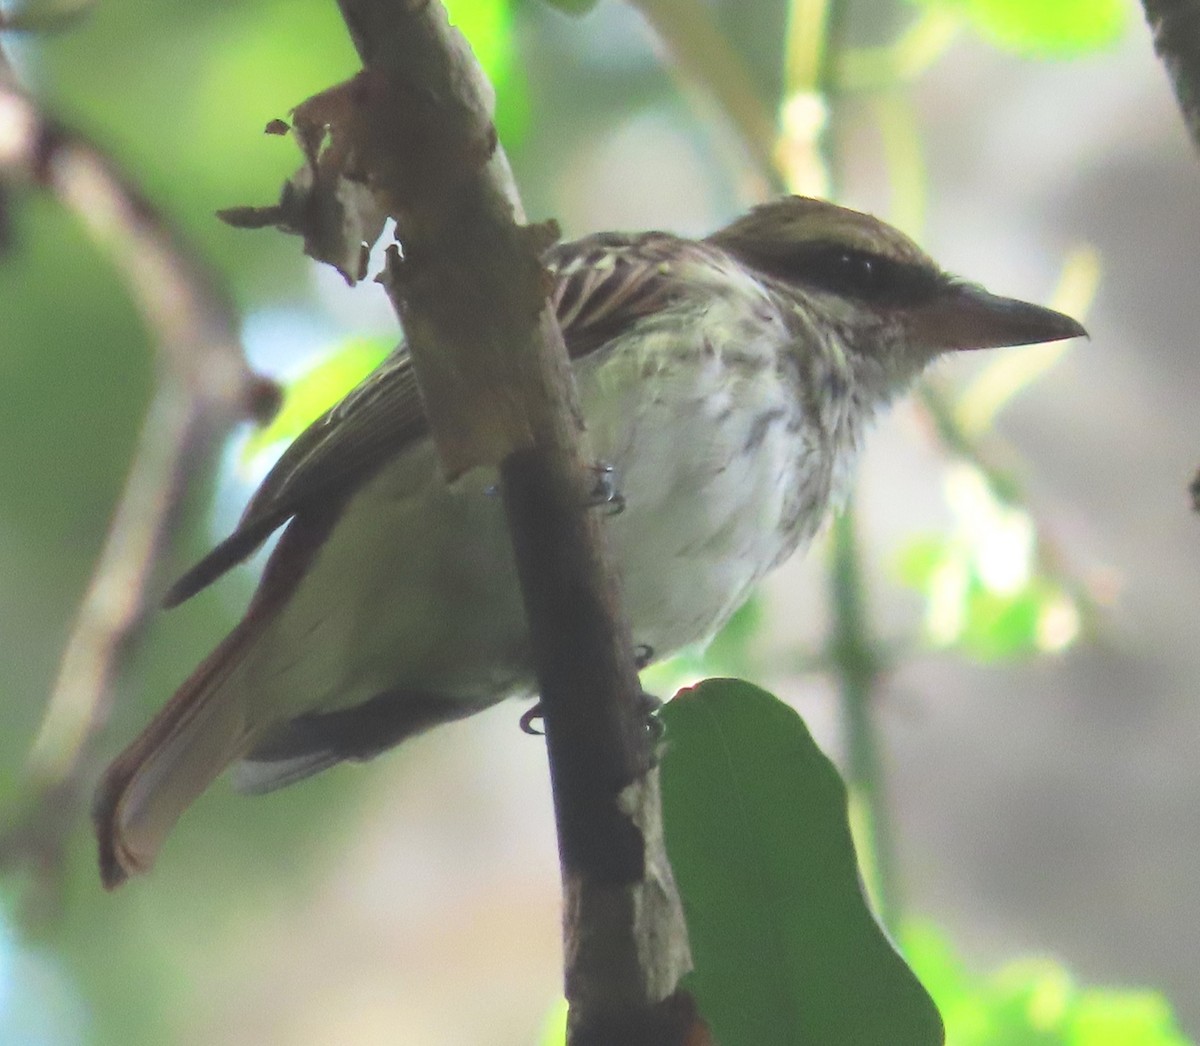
[1143,0,1200,154]
[625,0,781,191]
[274,2,696,1039]
[1142,1,1200,515]
[0,68,278,902]
[827,508,898,928]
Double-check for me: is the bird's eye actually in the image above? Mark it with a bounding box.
[786,245,941,303]
[834,252,878,289]
[726,237,944,304]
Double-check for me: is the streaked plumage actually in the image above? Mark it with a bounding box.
[94,196,1085,887]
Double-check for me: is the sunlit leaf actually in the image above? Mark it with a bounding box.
[660,680,943,1045]
[1068,991,1191,1045]
[537,998,568,1046]
[897,535,948,590]
[242,336,391,462]
[444,0,529,142]
[445,0,511,79]
[910,0,1128,57]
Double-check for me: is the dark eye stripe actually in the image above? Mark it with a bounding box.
[745,242,945,305]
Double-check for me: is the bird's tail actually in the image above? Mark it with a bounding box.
[93,622,259,889]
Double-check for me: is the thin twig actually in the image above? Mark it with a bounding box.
[0,71,277,897]
[625,0,780,187]
[827,508,898,929]
[1142,0,1200,155]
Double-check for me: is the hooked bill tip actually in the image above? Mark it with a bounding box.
[914,282,1088,352]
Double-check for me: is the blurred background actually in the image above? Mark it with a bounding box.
[0,0,1196,1042]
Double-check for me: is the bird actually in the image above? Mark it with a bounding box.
[93,195,1086,888]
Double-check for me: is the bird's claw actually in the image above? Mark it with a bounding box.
[519,703,545,735]
[586,463,626,515]
[639,690,665,742]
[519,690,662,740]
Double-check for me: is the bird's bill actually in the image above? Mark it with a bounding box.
[908,282,1088,352]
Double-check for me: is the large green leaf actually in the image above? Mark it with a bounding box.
[659,679,943,1045]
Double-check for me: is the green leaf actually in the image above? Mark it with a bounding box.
[912,0,1128,57]
[660,680,943,1046]
[242,336,391,462]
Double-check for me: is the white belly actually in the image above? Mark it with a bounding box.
[242,314,854,726]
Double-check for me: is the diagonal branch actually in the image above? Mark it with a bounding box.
[304,1,698,1040]
[0,67,277,898]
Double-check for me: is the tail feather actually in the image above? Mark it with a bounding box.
[231,690,499,796]
[93,623,257,889]
[95,505,345,888]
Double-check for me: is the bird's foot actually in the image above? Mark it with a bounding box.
[639,690,665,743]
[585,463,625,515]
[519,688,661,739]
[519,702,545,736]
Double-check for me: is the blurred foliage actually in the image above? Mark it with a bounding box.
[0,2,537,1044]
[897,466,1079,659]
[537,998,569,1046]
[444,0,531,142]
[905,924,1190,1046]
[0,0,95,33]
[0,0,1184,1043]
[639,597,764,698]
[533,0,599,16]
[34,0,526,293]
[659,680,942,1045]
[907,0,1128,56]
[240,334,391,462]
[894,245,1098,661]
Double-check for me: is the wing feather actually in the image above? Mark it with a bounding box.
[164,230,692,605]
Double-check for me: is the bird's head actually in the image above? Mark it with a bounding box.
[707,196,1086,401]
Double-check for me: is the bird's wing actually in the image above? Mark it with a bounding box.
[163,230,690,607]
